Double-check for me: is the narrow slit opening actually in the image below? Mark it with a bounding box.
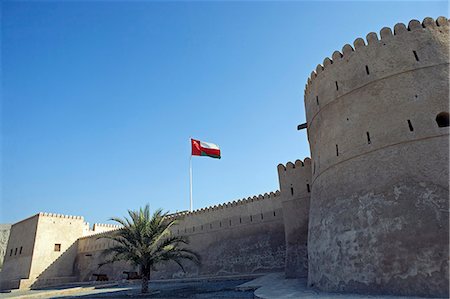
[290,187,294,196]
[316,96,319,105]
[367,132,371,144]
[273,211,276,217]
[335,81,339,90]
[407,120,414,131]
[336,144,339,156]
[261,213,264,220]
[307,184,311,193]
[365,65,370,75]
[413,50,419,61]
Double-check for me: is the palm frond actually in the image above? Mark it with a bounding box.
[98,204,200,279]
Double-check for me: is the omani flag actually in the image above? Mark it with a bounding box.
[191,139,221,159]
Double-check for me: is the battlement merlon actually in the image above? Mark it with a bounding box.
[304,16,449,96]
[165,190,281,220]
[38,212,84,220]
[277,158,312,200]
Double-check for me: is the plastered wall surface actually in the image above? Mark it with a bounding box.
[304,17,449,297]
[76,234,135,282]
[148,192,285,279]
[0,215,39,289]
[75,193,286,280]
[29,214,86,288]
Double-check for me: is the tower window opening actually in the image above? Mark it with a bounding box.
[307,184,311,193]
[19,247,23,254]
[290,187,294,196]
[365,65,370,75]
[54,244,61,252]
[316,96,319,105]
[229,220,232,226]
[261,213,264,220]
[336,144,339,156]
[273,211,276,217]
[219,221,222,227]
[239,217,242,223]
[413,50,419,61]
[250,215,253,222]
[14,248,17,255]
[367,132,371,144]
[335,81,339,91]
[10,249,12,256]
[436,112,449,127]
[407,120,414,131]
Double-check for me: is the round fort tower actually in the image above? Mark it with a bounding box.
[304,17,449,297]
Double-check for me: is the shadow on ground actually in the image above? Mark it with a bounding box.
[54,279,254,299]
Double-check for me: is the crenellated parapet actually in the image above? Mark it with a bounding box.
[166,190,283,238]
[166,190,280,220]
[277,158,312,201]
[38,212,84,220]
[93,223,121,229]
[304,16,448,101]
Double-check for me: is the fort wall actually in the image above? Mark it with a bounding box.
[0,212,124,290]
[0,215,39,290]
[75,192,286,281]
[277,158,311,278]
[29,213,86,288]
[304,17,449,297]
[76,229,135,282]
[157,191,285,278]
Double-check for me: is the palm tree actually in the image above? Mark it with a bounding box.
[99,205,200,293]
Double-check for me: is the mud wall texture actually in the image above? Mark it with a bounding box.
[278,159,311,278]
[153,192,286,279]
[0,224,11,269]
[304,17,449,297]
[76,233,136,282]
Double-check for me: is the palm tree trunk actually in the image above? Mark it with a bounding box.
[141,275,149,293]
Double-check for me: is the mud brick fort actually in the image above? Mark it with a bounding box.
[0,16,448,298]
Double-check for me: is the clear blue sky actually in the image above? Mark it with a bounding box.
[1,1,447,225]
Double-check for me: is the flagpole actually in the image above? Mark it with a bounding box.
[189,139,193,212]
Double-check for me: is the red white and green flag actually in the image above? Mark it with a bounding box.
[191,138,221,159]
